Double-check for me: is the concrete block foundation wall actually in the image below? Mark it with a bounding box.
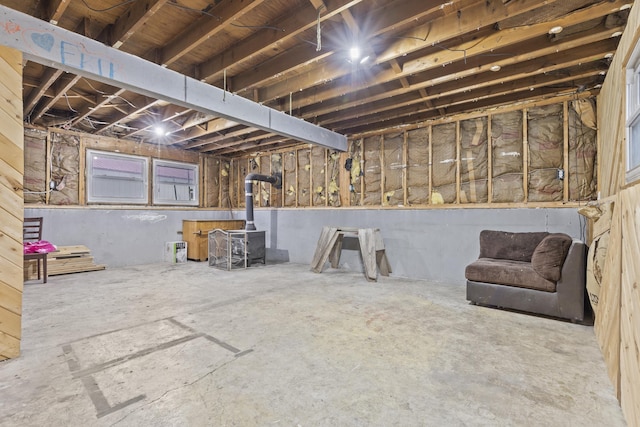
[26,207,583,285]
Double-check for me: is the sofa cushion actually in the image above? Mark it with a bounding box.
[531,233,572,282]
[479,230,549,262]
[465,258,556,292]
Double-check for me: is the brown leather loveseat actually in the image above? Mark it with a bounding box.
[465,230,587,322]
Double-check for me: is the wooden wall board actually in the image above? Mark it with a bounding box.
[0,282,22,315]
[0,231,22,269]
[0,306,20,340]
[0,51,24,89]
[0,81,22,132]
[597,1,640,196]
[0,169,24,221]
[0,46,23,360]
[0,132,24,175]
[620,186,640,426]
[595,194,622,400]
[0,253,23,293]
[0,204,22,244]
[0,330,19,360]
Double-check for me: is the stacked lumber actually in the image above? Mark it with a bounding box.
[24,245,106,280]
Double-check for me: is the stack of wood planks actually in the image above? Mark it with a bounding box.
[24,245,105,281]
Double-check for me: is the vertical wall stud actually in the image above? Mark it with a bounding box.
[456,120,461,204]
[523,109,529,203]
[360,138,364,205]
[199,155,205,207]
[220,158,224,209]
[309,145,314,206]
[487,114,493,204]
[78,136,86,206]
[403,130,408,206]
[325,149,329,207]
[45,131,51,205]
[339,150,351,206]
[295,149,300,207]
[428,126,433,205]
[563,101,570,202]
[380,135,385,206]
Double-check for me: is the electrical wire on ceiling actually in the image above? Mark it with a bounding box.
[81,78,108,94]
[63,92,78,113]
[168,1,285,31]
[106,94,138,110]
[81,0,137,13]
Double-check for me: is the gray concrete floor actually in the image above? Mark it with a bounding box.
[0,262,625,426]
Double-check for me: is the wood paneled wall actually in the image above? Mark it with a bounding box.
[598,3,640,196]
[0,47,23,360]
[595,3,640,426]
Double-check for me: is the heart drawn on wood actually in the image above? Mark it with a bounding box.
[31,32,54,52]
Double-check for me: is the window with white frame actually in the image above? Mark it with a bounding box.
[153,159,199,206]
[86,150,148,204]
[626,42,640,183]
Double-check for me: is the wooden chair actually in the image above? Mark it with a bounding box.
[24,217,48,283]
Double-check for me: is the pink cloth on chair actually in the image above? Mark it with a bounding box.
[23,240,56,254]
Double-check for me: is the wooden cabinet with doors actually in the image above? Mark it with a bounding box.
[182,219,245,261]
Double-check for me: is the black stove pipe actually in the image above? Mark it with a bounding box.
[245,173,282,230]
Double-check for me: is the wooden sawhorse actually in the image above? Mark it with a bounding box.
[310,227,391,282]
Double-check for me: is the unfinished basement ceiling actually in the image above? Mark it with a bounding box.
[6,0,632,157]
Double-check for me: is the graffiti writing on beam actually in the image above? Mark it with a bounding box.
[1,21,118,79]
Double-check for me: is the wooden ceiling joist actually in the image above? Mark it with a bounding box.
[160,0,266,66]
[8,0,629,156]
[196,0,364,83]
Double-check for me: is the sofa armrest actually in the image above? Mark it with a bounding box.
[555,240,587,321]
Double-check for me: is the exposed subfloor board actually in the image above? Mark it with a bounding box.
[0,262,624,425]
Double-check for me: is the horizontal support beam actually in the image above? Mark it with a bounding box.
[0,5,346,152]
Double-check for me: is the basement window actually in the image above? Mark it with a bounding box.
[626,43,640,183]
[152,159,199,206]
[86,150,148,204]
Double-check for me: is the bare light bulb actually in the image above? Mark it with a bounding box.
[350,46,361,61]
